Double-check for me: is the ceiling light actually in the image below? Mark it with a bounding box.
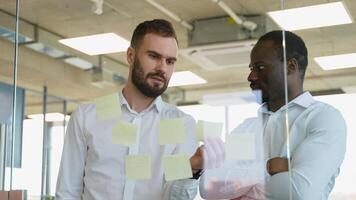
[168,71,207,87]
[315,53,356,70]
[59,33,130,55]
[268,2,352,31]
[27,113,70,122]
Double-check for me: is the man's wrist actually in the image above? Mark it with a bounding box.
[190,169,204,180]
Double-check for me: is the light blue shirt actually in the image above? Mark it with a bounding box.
[200,92,347,200]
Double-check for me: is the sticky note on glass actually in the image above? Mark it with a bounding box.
[163,154,192,181]
[112,121,137,147]
[94,93,121,120]
[125,155,151,180]
[196,120,223,141]
[225,133,256,160]
[158,118,186,145]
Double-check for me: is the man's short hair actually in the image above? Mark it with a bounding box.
[258,30,308,79]
[130,19,178,49]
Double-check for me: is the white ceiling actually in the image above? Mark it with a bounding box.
[1,0,356,114]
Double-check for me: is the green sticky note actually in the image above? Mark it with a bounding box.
[125,155,151,180]
[163,154,192,181]
[94,93,121,120]
[158,118,186,145]
[112,121,137,147]
[225,133,256,160]
[196,120,223,141]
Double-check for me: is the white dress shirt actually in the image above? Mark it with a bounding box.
[200,92,347,200]
[55,91,199,200]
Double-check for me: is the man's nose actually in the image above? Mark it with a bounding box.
[155,58,168,75]
[156,58,168,72]
[247,70,258,82]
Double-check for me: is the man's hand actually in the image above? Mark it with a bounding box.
[266,157,289,176]
[190,146,204,173]
[190,137,225,173]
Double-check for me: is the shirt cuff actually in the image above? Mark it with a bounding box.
[170,179,198,200]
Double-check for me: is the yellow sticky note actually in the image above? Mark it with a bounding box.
[112,121,137,147]
[225,133,256,160]
[158,118,186,145]
[94,93,121,120]
[163,154,192,181]
[196,120,223,141]
[125,155,151,180]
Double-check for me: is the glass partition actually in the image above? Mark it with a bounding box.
[285,1,356,199]
[0,0,20,194]
[2,0,355,199]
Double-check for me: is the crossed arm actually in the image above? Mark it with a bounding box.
[267,157,289,176]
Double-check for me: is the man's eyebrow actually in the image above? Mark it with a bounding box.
[146,50,161,56]
[167,57,177,62]
[249,61,265,67]
[146,50,177,61]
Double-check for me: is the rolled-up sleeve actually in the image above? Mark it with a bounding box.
[266,106,347,200]
[56,106,87,200]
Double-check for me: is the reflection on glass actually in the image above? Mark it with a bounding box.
[2,0,355,199]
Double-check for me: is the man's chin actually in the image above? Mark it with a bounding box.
[143,87,166,98]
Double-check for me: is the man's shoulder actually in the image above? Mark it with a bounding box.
[304,100,346,131]
[71,103,96,118]
[160,102,194,120]
[306,100,342,117]
[76,102,96,112]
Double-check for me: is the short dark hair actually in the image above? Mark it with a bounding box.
[258,30,308,79]
[130,19,178,49]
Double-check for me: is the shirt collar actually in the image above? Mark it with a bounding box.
[289,91,315,108]
[119,90,163,113]
[259,91,315,114]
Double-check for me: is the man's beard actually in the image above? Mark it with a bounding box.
[131,58,168,98]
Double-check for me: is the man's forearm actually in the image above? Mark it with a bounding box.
[267,157,289,176]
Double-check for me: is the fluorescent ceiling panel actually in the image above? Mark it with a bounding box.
[268,2,352,30]
[168,71,207,87]
[315,53,356,70]
[59,33,129,55]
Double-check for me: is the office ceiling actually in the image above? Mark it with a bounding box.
[1,0,356,114]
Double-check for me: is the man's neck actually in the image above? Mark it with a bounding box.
[267,90,304,112]
[122,83,155,113]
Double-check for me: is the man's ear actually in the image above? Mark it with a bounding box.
[287,58,299,75]
[127,47,135,66]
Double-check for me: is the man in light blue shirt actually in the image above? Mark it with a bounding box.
[200,31,347,200]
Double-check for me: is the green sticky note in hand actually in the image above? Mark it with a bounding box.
[125,155,151,180]
[94,93,121,120]
[225,133,256,161]
[196,120,223,141]
[158,118,186,145]
[163,154,192,181]
[112,121,137,147]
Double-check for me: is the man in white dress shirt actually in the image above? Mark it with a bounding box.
[200,31,347,200]
[56,19,205,200]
